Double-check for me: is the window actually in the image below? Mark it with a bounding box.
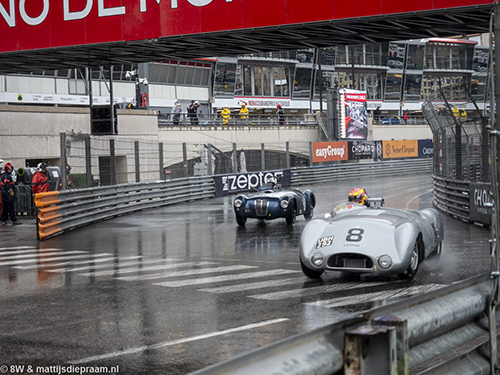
[293,67,312,98]
[403,73,422,101]
[406,44,425,70]
[385,73,402,100]
[214,62,236,95]
[388,42,406,70]
[273,67,289,97]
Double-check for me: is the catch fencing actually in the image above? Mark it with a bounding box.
[63,132,312,187]
[421,84,490,182]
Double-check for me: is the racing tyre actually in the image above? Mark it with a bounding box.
[304,205,314,221]
[433,242,442,260]
[236,215,246,226]
[300,257,323,279]
[286,202,296,225]
[398,241,420,280]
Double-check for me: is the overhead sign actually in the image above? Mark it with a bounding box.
[0,1,493,54]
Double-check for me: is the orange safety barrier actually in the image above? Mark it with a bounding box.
[37,206,62,224]
[35,191,61,207]
[38,221,62,240]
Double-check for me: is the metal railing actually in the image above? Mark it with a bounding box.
[291,159,433,186]
[432,175,471,222]
[158,113,318,127]
[190,274,495,375]
[34,176,215,240]
[33,159,433,239]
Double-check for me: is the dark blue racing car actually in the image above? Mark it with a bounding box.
[233,177,315,226]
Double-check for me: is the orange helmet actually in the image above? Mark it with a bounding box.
[348,188,368,205]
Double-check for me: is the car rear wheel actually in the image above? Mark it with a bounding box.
[304,205,314,221]
[398,241,420,279]
[286,202,296,225]
[236,215,246,226]
[300,257,323,279]
[433,242,442,260]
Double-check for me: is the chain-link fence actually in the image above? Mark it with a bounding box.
[63,132,312,189]
[421,84,490,182]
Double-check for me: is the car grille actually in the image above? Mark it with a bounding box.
[255,199,269,216]
[327,253,373,269]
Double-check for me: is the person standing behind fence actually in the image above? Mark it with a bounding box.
[276,104,285,125]
[221,105,231,126]
[239,102,249,123]
[172,100,182,125]
[460,108,467,123]
[188,100,200,125]
[373,106,381,124]
[32,163,50,194]
[1,163,21,225]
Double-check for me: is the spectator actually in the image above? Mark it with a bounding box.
[221,106,231,126]
[172,100,182,125]
[276,104,285,126]
[403,111,409,124]
[239,102,249,120]
[32,162,50,194]
[187,100,199,126]
[373,106,381,124]
[460,108,467,123]
[1,163,21,225]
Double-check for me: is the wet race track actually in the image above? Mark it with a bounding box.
[0,173,491,375]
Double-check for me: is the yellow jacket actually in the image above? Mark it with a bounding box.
[239,106,249,119]
[221,108,231,118]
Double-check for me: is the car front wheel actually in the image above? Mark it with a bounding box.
[398,241,420,279]
[286,202,296,225]
[300,257,323,279]
[236,215,246,226]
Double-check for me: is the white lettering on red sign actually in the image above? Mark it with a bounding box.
[1,0,235,27]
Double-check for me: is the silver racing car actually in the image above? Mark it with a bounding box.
[299,198,444,279]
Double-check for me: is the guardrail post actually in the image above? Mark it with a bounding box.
[232,143,237,173]
[344,325,397,375]
[60,133,67,190]
[159,142,164,180]
[207,143,213,175]
[261,143,265,171]
[135,140,140,182]
[309,142,313,167]
[286,141,290,168]
[110,139,116,186]
[373,315,409,375]
[182,142,188,178]
[85,135,92,187]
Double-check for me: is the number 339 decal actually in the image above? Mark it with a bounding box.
[346,228,364,242]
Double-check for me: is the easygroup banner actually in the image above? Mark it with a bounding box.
[214,169,291,196]
[312,141,349,163]
[382,140,419,159]
[1,1,491,54]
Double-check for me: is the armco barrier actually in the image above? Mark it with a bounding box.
[34,159,434,240]
[291,158,433,186]
[432,175,471,222]
[190,274,497,375]
[35,176,215,240]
